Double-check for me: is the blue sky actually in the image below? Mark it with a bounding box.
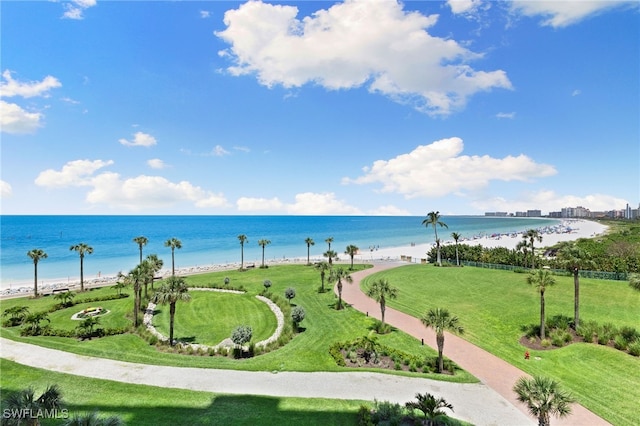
[1,0,638,216]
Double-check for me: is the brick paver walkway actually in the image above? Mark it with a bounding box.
[341,262,610,426]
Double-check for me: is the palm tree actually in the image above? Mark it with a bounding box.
[556,244,595,328]
[421,307,464,373]
[523,229,543,269]
[315,261,331,293]
[526,269,556,340]
[153,275,191,346]
[513,375,575,426]
[123,263,152,327]
[76,316,100,339]
[238,234,248,269]
[405,392,454,425]
[304,237,315,265]
[344,244,359,270]
[422,211,448,266]
[2,384,63,426]
[325,236,334,252]
[24,311,50,335]
[258,239,271,268]
[516,239,529,268]
[323,249,338,265]
[451,232,462,266]
[331,267,352,310]
[63,411,124,426]
[69,243,93,292]
[164,237,182,276]
[145,254,163,293]
[365,278,398,330]
[54,290,76,307]
[132,236,148,264]
[2,305,30,326]
[27,249,47,297]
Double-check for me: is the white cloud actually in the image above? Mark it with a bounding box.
[0,70,61,99]
[62,0,97,20]
[237,192,362,215]
[0,180,12,198]
[447,0,482,15]
[368,204,412,216]
[0,100,43,134]
[86,173,228,210]
[147,159,166,169]
[200,10,211,19]
[343,137,556,198]
[119,131,157,147]
[217,0,512,116]
[210,145,230,156]
[35,159,114,188]
[471,190,630,214]
[571,89,581,97]
[508,1,636,28]
[496,111,516,119]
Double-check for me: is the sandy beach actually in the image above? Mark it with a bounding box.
[1,219,608,298]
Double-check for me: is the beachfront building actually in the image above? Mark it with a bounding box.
[561,206,591,218]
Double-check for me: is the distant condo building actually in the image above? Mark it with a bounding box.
[486,203,639,220]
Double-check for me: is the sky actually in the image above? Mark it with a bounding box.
[1,0,638,216]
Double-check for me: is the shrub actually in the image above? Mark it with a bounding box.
[576,320,599,343]
[597,323,618,345]
[357,405,374,426]
[521,323,540,339]
[628,339,640,357]
[550,329,572,347]
[613,335,629,351]
[540,339,551,348]
[284,287,296,304]
[619,326,640,343]
[547,314,573,330]
[231,325,253,347]
[291,306,305,329]
[329,343,346,366]
[372,400,404,426]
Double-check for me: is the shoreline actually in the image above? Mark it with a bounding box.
[0,219,608,299]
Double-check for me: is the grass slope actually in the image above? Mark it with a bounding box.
[361,264,640,425]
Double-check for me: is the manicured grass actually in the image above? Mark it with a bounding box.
[0,359,364,425]
[1,265,475,383]
[47,299,131,332]
[153,291,277,345]
[362,264,640,425]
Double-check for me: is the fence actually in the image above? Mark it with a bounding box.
[457,260,629,281]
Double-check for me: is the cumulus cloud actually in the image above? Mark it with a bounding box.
[119,131,157,147]
[147,159,166,169]
[35,159,114,188]
[447,0,483,15]
[0,100,43,134]
[508,1,635,28]
[343,137,557,198]
[62,0,97,20]
[34,159,228,210]
[471,190,630,214]
[0,180,12,198]
[209,145,230,156]
[216,0,512,116]
[200,10,211,18]
[0,70,61,98]
[237,192,361,215]
[496,111,516,119]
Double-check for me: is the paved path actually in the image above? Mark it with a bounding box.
[342,262,610,426]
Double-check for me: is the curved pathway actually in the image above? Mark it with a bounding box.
[343,262,610,426]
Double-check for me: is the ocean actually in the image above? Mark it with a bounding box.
[0,215,559,289]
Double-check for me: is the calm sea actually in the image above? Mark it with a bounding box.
[0,215,558,289]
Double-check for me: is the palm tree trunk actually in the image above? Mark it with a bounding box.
[171,249,175,276]
[33,263,38,297]
[437,333,445,373]
[169,302,176,345]
[540,290,546,340]
[80,256,85,292]
[573,268,580,329]
[134,290,140,327]
[241,245,244,269]
[261,247,265,268]
[455,245,459,266]
[337,281,343,310]
[380,302,386,326]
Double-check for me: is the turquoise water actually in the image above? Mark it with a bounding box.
[0,215,558,288]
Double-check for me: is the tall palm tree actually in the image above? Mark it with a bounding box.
[315,261,331,293]
[516,239,529,268]
[164,237,182,276]
[421,307,464,373]
[451,232,461,266]
[344,244,359,270]
[238,234,248,269]
[27,249,47,297]
[124,262,152,327]
[258,239,271,268]
[325,236,334,252]
[526,269,556,340]
[323,250,338,265]
[422,211,448,266]
[523,229,543,269]
[2,384,63,426]
[331,267,352,310]
[304,237,315,265]
[557,244,595,328]
[69,243,93,292]
[513,375,575,426]
[365,278,398,330]
[153,275,191,346]
[132,236,148,264]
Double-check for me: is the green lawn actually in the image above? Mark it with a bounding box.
[0,359,363,425]
[153,291,278,345]
[361,264,640,425]
[0,265,474,383]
